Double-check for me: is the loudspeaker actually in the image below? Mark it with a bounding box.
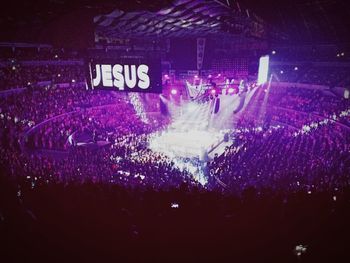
[160,99,168,116]
[214,98,220,114]
[224,133,229,142]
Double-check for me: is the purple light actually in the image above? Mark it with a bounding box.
[211,89,216,95]
[208,74,212,78]
[228,87,234,94]
[164,74,169,78]
[194,75,198,79]
[171,89,177,95]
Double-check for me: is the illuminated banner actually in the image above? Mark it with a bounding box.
[88,58,162,93]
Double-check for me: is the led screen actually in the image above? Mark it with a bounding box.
[88,57,162,93]
[257,55,269,85]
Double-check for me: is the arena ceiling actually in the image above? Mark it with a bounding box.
[94,0,270,39]
[0,0,349,45]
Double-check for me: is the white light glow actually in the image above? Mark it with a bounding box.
[149,130,224,160]
[228,87,234,94]
[149,130,215,186]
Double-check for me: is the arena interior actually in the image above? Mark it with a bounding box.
[1,0,350,262]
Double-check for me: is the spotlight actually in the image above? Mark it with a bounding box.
[210,89,216,95]
[280,70,284,74]
[294,66,298,71]
[164,74,169,78]
[208,74,212,78]
[170,89,177,95]
[194,75,198,78]
[272,50,276,55]
[228,87,235,94]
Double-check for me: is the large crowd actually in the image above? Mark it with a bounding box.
[210,126,350,194]
[0,46,84,90]
[0,48,349,193]
[1,44,350,262]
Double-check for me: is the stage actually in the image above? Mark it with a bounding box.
[149,129,229,161]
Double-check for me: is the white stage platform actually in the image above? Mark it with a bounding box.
[149,129,228,160]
